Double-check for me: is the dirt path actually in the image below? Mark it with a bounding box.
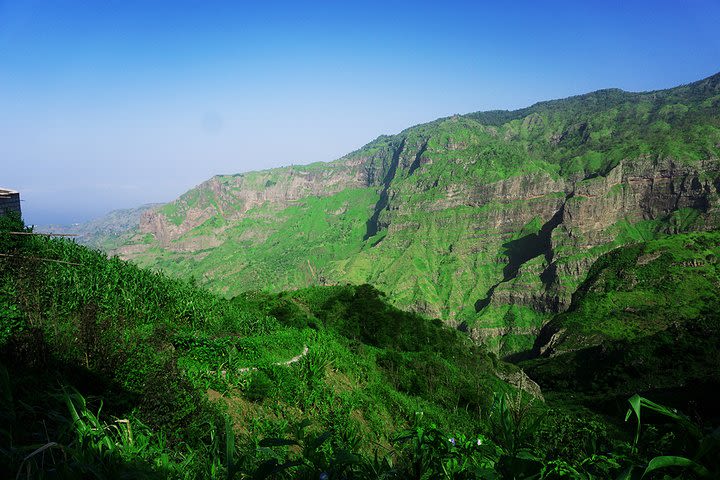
[281,345,310,365]
[214,345,309,376]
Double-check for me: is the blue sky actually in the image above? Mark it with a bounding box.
[1,0,719,224]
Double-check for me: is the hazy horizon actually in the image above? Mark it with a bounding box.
[2,0,719,225]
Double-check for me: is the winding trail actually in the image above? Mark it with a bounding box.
[238,345,309,373]
[212,345,309,377]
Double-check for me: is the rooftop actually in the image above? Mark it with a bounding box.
[0,188,19,195]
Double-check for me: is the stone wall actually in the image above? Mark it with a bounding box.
[0,188,21,216]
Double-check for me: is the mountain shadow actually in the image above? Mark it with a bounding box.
[365,138,406,240]
[475,201,566,313]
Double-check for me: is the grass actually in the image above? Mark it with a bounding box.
[3,212,719,477]
[0,213,530,477]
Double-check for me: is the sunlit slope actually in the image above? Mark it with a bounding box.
[110,72,720,354]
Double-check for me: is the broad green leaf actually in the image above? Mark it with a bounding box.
[625,394,642,447]
[308,431,331,451]
[642,456,711,479]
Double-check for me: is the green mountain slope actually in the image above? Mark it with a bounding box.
[106,72,720,355]
[2,214,535,477]
[524,231,720,412]
[8,214,718,478]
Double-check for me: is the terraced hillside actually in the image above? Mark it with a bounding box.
[107,72,720,355]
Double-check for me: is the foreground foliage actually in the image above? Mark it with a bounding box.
[1,213,718,478]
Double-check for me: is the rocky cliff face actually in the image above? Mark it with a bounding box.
[547,156,720,302]
[106,72,720,355]
[348,136,720,353]
[138,160,368,248]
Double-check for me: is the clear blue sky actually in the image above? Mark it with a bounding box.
[1,0,719,224]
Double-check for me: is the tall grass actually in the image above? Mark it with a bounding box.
[2,213,719,478]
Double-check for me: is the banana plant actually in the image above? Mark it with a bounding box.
[619,394,719,479]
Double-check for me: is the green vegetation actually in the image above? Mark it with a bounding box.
[3,209,720,477]
[93,72,720,356]
[0,214,513,477]
[524,232,720,418]
[622,394,719,479]
[5,73,720,477]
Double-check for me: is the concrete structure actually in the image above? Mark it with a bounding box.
[0,188,21,216]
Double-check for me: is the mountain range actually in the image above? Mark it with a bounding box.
[4,71,720,478]
[81,72,720,356]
